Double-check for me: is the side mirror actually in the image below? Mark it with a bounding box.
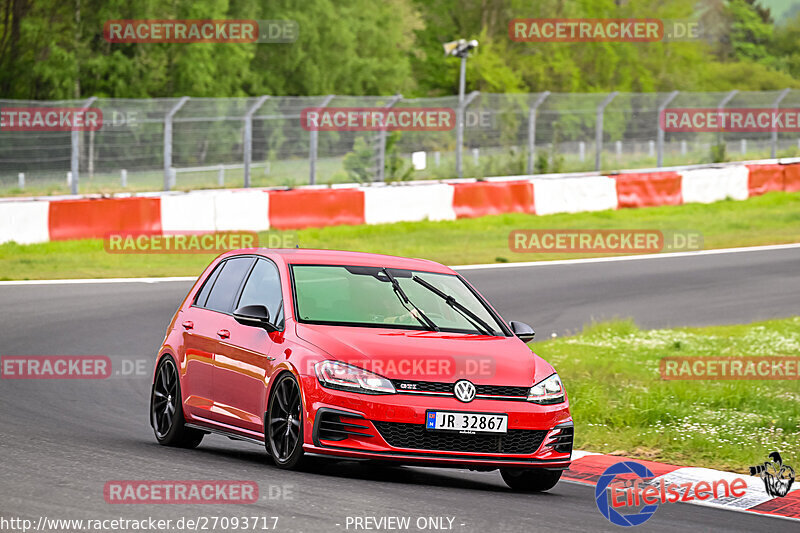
[233,304,276,331]
[509,320,535,343]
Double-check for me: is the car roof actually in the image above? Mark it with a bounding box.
[220,248,456,274]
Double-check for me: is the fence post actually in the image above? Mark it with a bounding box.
[657,90,679,168]
[771,89,790,158]
[595,92,618,171]
[121,169,127,188]
[456,91,480,178]
[70,96,97,194]
[243,95,270,188]
[376,94,402,182]
[527,91,550,174]
[164,96,190,191]
[18,172,24,189]
[309,95,335,185]
[88,130,95,179]
[716,90,738,153]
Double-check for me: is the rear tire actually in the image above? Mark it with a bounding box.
[266,373,307,469]
[150,355,204,449]
[500,468,562,492]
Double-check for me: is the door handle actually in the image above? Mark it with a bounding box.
[182,320,194,330]
[217,329,230,339]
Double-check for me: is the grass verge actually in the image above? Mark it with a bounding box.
[533,317,800,472]
[0,190,798,280]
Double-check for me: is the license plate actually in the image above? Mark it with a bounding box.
[425,410,508,434]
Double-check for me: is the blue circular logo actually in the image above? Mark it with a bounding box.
[595,461,658,527]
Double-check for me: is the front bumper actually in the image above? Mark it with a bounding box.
[299,375,573,469]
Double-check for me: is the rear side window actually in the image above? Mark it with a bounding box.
[237,259,283,321]
[204,257,254,313]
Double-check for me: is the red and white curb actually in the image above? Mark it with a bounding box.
[566,451,800,522]
[2,158,800,245]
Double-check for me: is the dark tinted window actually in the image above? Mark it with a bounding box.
[204,257,254,313]
[237,259,282,321]
[194,263,223,307]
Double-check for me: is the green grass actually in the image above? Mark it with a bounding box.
[533,317,800,472]
[0,190,799,280]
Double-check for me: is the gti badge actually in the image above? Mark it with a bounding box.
[454,379,476,403]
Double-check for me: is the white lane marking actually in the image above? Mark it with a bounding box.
[453,242,800,271]
[1,242,799,285]
[0,276,195,286]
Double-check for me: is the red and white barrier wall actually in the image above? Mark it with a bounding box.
[1,159,799,245]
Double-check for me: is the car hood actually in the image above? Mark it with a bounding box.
[295,322,554,386]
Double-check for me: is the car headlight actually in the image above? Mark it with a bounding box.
[527,373,565,404]
[314,361,396,395]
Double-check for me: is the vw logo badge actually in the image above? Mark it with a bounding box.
[454,380,476,403]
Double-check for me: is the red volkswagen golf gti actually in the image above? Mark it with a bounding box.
[150,249,573,491]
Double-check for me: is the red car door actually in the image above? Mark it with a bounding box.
[211,258,284,434]
[190,256,257,427]
[178,261,226,420]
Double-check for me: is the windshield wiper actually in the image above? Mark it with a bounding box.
[381,268,439,332]
[411,275,495,336]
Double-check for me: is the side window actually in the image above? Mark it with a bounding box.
[237,259,283,322]
[194,262,223,307]
[204,257,254,313]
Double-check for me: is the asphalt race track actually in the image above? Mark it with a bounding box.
[1,245,798,532]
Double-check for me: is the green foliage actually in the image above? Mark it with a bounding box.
[342,137,374,184]
[342,132,413,184]
[384,133,413,183]
[534,121,565,174]
[3,0,800,99]
[710,141,728,163]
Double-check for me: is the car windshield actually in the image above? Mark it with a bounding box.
[290,265,506,336]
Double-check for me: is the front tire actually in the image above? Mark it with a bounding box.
[150,355,204,448]
[266,372,306,469]
[500,468,562,492]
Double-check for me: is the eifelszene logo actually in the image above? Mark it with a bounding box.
[595,461,748,526]
[595,462,658,527]
[750,452,795,498]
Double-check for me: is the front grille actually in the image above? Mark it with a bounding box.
[475,384,529,397]
[392,380,529,400]
[393,380,453,394]
[373,421,546,454]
